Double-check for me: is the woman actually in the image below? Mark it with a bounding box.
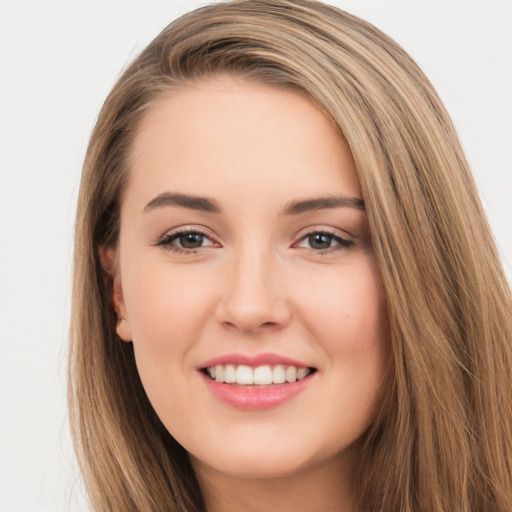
[69,1,512,510]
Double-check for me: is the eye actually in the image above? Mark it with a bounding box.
[295,229,354,253]
[305,232,335,250]
[154,228,217,253]
[175,232,208,249]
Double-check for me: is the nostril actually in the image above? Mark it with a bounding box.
[214,277,292,333]
[219,319,284,334]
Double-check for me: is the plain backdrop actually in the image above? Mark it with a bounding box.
[0,1,510,510]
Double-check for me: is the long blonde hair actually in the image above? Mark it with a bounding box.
[69,1,512,510]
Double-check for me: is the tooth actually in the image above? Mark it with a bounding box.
[296,367,310,380]
[236,365,254,385]
[224,364,236,383]
[209,366,216,379]
[253,365,272,385]
[272,365,286,384]
[285,366,297,383]
[214,364,224,383]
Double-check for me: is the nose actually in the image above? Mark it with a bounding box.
[215,246,292,333]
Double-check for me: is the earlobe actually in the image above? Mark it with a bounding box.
[113,275,133,342]
[115,309,133,342]
[99,246,133,342]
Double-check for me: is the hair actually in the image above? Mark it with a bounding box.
[69,1,512,510]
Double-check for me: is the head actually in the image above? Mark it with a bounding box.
[70,1,512,511]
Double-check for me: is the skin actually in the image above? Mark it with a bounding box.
[111,77,390,512]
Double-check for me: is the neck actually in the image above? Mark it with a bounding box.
[192,450,359,512]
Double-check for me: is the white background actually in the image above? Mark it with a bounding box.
[0,1,510,511]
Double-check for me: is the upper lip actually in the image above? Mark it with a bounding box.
[199,352,315,369]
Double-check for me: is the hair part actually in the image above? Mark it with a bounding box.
[70,1,512,510]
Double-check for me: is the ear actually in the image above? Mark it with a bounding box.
[99,246,133,342]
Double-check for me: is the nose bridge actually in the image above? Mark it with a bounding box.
[216,236,289,332]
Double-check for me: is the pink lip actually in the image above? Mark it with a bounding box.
[199,352,313,369]
[200,372,315,410]
[198,352,316,410]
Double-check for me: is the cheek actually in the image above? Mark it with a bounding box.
[124,259,214,341]
[121,258,220,397]
[121,262,221,429]
[298,259,387,352]
[296,259,390,415]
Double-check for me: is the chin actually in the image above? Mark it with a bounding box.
[195,455,311,481]
[189,437,340,481]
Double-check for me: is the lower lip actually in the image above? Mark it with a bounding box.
[200,372,315,410]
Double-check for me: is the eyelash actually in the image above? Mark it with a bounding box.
[294,228,354,255]
[153,227,215,254]
[153,227,354,255]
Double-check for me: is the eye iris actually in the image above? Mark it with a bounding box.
[308,233,332,249]
[180,233,204,248]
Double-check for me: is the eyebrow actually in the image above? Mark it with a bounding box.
[144,192,221,214]
[282,195,365,215]
[143,192,365,215]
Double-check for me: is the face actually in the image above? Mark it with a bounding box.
[112,77,390,482]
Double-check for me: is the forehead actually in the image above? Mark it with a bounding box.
[126,77,361,210]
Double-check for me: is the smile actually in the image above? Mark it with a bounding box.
[199,355,318,410]
[204,364,313,385]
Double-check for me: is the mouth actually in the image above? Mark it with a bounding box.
[198,353,318,409]
[201,364,317,386]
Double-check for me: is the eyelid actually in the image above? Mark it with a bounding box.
[295,225,353,241]
[152,224,355,255]
[153,225,221,251]
[292,225,355,253]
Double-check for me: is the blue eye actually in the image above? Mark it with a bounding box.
[155,229,215,252]
[176,232,206,249]
[307,233,335,250]
[297,230,354,252]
